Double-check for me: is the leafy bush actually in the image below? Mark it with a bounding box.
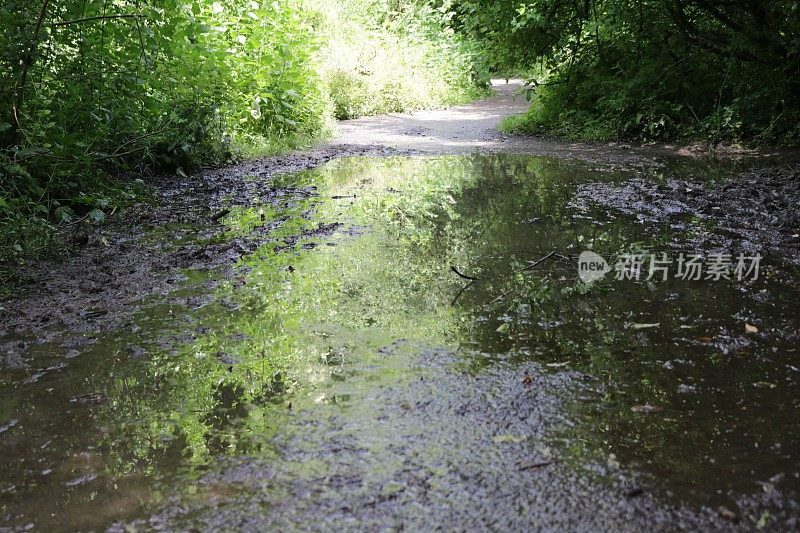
[0,0,488,272]
[462,0,800,145]
[328,70,372,120]
[318,0,489,120]
[502,50,800,144]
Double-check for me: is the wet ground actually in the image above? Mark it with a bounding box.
[2,85,800,531]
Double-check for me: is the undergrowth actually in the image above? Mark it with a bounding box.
[500,56,800,144]
[0,0,489,278]
[459,0,800,146]
[319,1,489,119]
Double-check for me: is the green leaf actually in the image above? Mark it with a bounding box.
[88,209,106,223]
[55,206,75,223]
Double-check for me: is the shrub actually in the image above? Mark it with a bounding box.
[0,0,490,276]
[317,0,489,120]
[461,0,800,145]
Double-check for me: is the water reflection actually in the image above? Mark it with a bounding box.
[1,155,798,529]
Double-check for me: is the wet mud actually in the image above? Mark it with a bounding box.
[2,88,800,531]
[572,162,800,266]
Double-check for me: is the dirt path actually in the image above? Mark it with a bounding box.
[0,82,654,342]
[2,84,799,532]
[333,80,664,162]
[332,80,760,162]
[334,80,530,152]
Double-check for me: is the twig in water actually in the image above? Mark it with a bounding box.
[211,209,231,222]
[450,265,480,281]
[516,251,556,273]
[519,460,552,470]
[450,279,476,306]
[450,251,564,306]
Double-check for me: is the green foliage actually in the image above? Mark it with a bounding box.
[317,0,489,120]
[1,0,331,265]
[0,0,488,271]
[328,70,372,119]
[460,0,800,144]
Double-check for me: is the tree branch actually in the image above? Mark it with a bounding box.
[12,0,50,136]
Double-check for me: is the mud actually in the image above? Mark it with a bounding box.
[2,83,800,532]
[0,145,397,342]
[572,162,800,266]
[112,355,738,532]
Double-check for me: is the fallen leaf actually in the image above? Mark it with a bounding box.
[495,323,509,333]
[754,381,777,389]
[632,322,660,329]
[718,505,737,521]
[745,323,758,334]
[631,404,662,413]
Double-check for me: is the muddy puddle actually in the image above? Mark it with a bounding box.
[1,154,799,530]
